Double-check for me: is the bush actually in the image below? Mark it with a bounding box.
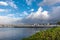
[22,27,60,40]
[57,21,60,25]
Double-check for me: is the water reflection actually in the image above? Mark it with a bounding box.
[0,28,48,40]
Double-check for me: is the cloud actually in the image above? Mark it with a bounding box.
[0,9,6,12]
[27,7,49,20]
[0,0,18,9]
[0,1,8,6]
[0,0,60,24]
[0,16,20,24]
[21,7,49,24]
[18,6,60,24]
[38,0,60,6]
[30,9,34,12]
[49,6,60,21]
[1,6,59,24]
[4,6,60,24]
[0,9,10,12]
[26,0,33,5]
[7,14,15,17]
[7,1,18,9]
[0,0,18,24]
[23,11,28,16]
[19,11,28,17]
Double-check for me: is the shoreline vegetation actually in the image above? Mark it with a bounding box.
[22,27,60,40]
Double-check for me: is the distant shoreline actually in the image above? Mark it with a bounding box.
[0,25,60,28]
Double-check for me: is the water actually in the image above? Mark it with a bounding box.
[0,28,48,40]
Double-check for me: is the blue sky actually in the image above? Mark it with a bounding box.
[0,0,60,24]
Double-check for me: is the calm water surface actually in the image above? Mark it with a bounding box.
[0,28,48,40]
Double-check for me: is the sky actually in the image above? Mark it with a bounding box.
[0,0,60,24]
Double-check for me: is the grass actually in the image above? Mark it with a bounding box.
[22,27,60,40]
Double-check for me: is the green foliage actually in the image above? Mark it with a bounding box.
[22,27,60,40]
[57,21,60,25]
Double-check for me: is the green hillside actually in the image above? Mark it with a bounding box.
[22,27,60,40]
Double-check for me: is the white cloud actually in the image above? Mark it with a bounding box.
[0,16,20,24]
[20,6,60,24]
[38,0,60,6]
[0,1,8,6]
[26,0,33,5]
[30,9,34,12]
[19,7,49,24]
[19,11,28,17]
[27,7,49,20]
[0,9,6,12]
[8,1,17,9]
[7,14,15,17]
[23,11,28,16]
[0,9,10,12]
[1,6,60,24]
[6,6,60,24]
[0,0,18,9]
